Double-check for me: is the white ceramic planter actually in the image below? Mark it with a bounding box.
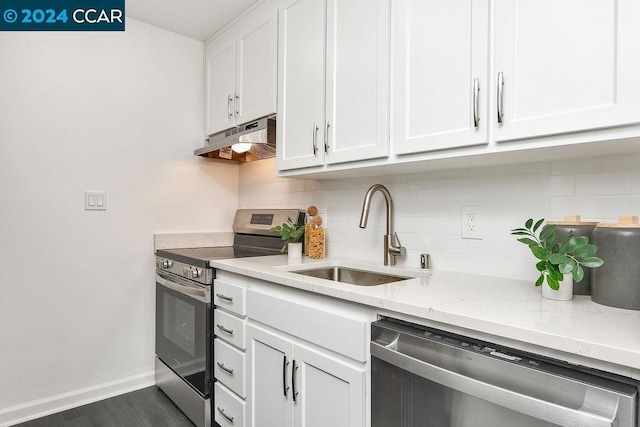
[542,273,574,301]
[287,242,303,258]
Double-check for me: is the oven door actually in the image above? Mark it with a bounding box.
[156,271,212,397]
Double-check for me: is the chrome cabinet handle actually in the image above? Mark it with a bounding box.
[216,293,233,302]
[497,72,504,124]
[234,93,239,116]
[217,362,234,375]
[227,95,233,119]
[216,324,233,335]
[292,360,299,402]
[473,78,480,128]
[217,407,234,424]
[324,119,330,154]
[312,122,319,155]
[283,356,290,397]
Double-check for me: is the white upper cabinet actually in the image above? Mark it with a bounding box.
[393,0,490,155]
[277,0,390,171]
[276,0,326,170]
[493,0,640,142]
[205,4,277,136]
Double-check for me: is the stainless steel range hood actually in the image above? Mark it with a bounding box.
[194,116,276,162]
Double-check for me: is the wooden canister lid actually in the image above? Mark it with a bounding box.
[596,216,640,228]
[307,205,318,217]
[547,214,598,226]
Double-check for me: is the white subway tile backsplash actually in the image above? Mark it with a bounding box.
[574,172,633,196]
[239,156,640,280]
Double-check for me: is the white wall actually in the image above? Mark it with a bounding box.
[0,20,238,424]
[240,156,640,280]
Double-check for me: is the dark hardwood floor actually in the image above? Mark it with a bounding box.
[14,386,195,427]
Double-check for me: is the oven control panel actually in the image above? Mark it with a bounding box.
[156,257,213,285]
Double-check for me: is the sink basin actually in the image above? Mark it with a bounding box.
[292,266,410,286]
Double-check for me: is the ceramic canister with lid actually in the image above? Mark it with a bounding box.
[591,216,640,310]
[546,215,598,295]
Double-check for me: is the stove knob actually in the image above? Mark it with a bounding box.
[162,259,173,269]
[191,268,201,279]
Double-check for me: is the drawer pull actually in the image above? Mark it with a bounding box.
[217,406,234,424]
[283,355,290,397]
[217,362,234,375]
[216,324,234,335]
[292,360,299,402]
[216,293,233,302]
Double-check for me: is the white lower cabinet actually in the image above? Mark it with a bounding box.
[215,382,246,427]
[214,270,374,427]
[247,323,365,427]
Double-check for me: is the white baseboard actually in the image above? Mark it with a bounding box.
[0,370,155,427]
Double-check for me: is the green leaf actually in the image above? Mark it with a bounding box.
[572,264,585,283]
[581,257,604,268]
[530,245,547,260]
[547,275,559,290]
[559,259,576,274]
[517,238,538,246]
[536,260,546,271]
[574,244,598,259]
[547,264,563,281]
[511,231,532,236]
[539,224,557,241]
[533,218,545,232]
[548,253,568,265]
[543,231,559,250]
[535,274,544,287]
[525,218,533,229]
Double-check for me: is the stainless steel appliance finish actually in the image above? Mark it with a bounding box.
[371,318,639,427]
[194,116,276,160]
[155,208,304,427]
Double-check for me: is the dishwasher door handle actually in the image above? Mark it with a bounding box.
[371,341,616,427]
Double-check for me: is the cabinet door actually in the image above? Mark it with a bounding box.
[393,0,489,154]
[293,344,366,427]
[324,0,390,164]
[205,37,236,135]
[246,324,294,427]
[494,0,640,142]
[235,7,278,125]
[277,0,326,171]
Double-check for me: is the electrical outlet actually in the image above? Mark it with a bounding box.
[462,207,482,239]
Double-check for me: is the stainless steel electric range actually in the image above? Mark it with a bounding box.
[154,209,305,427]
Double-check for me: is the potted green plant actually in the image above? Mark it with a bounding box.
[270,216,305,257]
[511,218,604,300]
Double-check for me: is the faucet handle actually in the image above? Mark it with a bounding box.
[391,232,407,257]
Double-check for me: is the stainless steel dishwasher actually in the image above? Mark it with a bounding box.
[371,318,639,427]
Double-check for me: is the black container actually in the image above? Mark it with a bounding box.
[591,216,640,310]
[547,215,597,295]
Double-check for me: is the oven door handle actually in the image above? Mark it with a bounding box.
[371,341,616,427]
[156,273,210,304]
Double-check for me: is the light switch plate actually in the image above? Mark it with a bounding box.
[85,191,107,211]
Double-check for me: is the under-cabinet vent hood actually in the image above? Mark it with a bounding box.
[194,116,276,162]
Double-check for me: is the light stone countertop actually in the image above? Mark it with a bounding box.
[210,255,640,378]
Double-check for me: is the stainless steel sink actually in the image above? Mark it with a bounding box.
[292,266,409,286]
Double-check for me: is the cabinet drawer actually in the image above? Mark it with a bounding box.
[247,289,369,362]
[214,382,245,427]
[214,280,246,316]
[214,338,246,398]
[214,309,246,350]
